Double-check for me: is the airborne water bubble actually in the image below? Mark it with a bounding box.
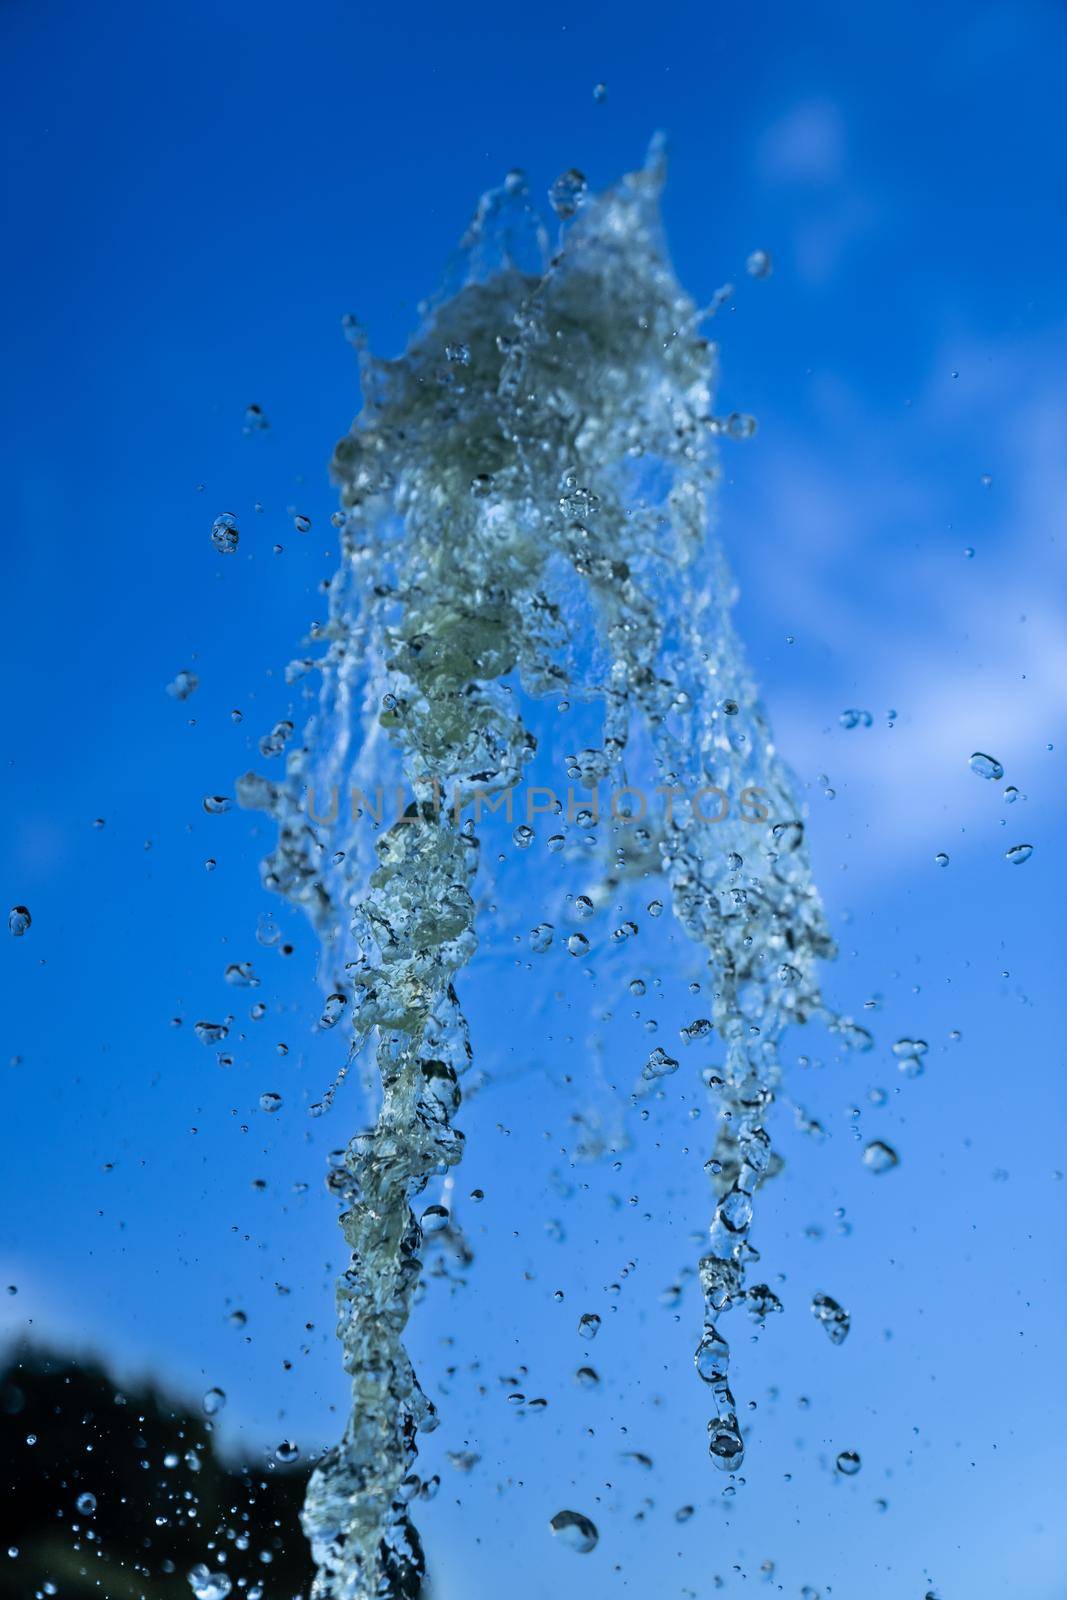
[811,1293,851,1345]
[643,1046,680,1080]
[548,168,588,220]
[320,992,347,1028]
[167,668,199,701]
[188,1567,233,1600]
[863,1140,899,1175]
[210,513,239,554]
[549,1509,598,1553]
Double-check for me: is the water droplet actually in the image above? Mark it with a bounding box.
[549,1509,598,1553]
[259,719,294,759]
[275,1440,300,1463]
[1003,785,1021,803]
[167,669,199,700]
[294,513,312,533]
[839,708,873,730]
[549,168,588,220]
[577,1312,601,1340]
[707,1416,745,1468]
[194,1021,229,1045]
[771,819,804,852]
[745,248,773,279]
[969,751,1004,781]
[695,1328,730,1383]
[225,962,260,988]
[201,1387,226,1416]
[1005,843,1033,865]
[863,1140,899,1175]
[210,513,239,554]
[725,411,757,440]
[75,1492,97,1515]
[320,992,347,1028]
[202,795,232,815]
[8,906,31,938]
[567,932,590,957]
[574,1365,599,1387]
[259,1091,283,1114]
[513,824,535,849]
[811,1293,851,1345]
[934,852,950,867]
[643,1046,680,1080]
[188,1567,233,1600]
[835,1449,862,1476]
[529,922,554,953]
[719,1189,753,1232]
[593,82,607,102]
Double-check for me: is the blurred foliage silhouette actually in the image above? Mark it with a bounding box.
[0,1345,313,1599]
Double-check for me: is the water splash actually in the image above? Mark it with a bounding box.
[241,140,846,1598]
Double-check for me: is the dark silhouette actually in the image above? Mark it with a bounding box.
[0,1344,314,1599]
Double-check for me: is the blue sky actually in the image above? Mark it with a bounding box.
[2,1,1066,1595]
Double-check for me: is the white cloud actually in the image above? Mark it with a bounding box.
[742,331,1067,877]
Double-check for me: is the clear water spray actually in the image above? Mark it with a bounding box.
[241,140,859,1599]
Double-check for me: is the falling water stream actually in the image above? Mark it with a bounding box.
[239,142,864,1600]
